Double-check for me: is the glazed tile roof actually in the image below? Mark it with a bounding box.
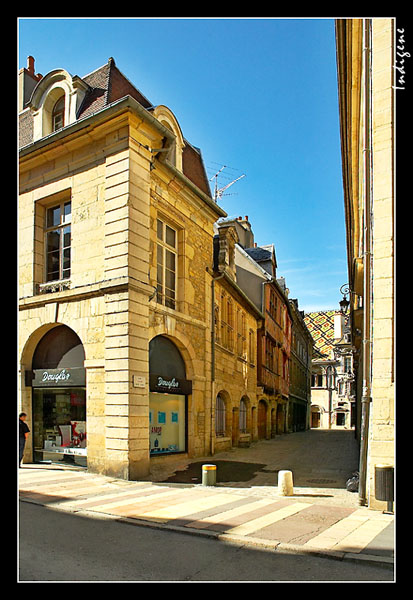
[304,310,341,359]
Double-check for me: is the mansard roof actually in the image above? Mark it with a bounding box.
[19,57,212,199]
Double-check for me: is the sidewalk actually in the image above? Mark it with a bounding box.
[18,435,394,571]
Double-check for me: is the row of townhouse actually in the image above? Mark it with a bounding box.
[18,56,313,480]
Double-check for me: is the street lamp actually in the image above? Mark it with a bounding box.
[339,283,350,314]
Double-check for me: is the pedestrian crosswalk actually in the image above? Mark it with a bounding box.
[18,466,394,562]
[224,502,313,537]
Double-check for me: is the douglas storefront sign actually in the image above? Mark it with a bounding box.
[149,373,192,395]
[31,367,86,388]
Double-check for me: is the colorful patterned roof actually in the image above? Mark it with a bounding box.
[304,310,341,359]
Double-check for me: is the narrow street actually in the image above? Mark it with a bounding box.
[149,428,361,507]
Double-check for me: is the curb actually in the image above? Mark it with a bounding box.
[21,494,393,570]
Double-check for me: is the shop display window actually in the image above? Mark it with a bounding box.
[33,387,86,465]
[149,393,186,455]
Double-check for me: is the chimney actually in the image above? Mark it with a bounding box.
[19,55,42,112]
[27,55,35,75]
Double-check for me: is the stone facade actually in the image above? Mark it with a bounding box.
[335,18,395,509]
[213,275,262,453]
[288,299,313,432]
[18,55,313,482]
[304,310,355,431]
[18,58,226,479]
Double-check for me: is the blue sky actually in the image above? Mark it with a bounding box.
[18,17,347,313]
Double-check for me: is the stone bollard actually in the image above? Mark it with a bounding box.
[202,464,217,486]
[278,470,294,496]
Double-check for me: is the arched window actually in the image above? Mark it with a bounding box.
[52,95,65,131]
[215,394,226,437]
[239,398,247,433]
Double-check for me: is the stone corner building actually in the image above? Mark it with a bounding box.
[335,18,395,509]
[18,56,227,479]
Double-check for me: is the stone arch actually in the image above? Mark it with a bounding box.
[149,326,198,381]
[149,335,186,379]
[20,322,87,372]
[19,323,87,464]
[32,325,85,370]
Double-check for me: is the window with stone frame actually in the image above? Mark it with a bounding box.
[45,200,71,283]
[215,394,226,437]
[239,397,248,433]
[219,292,234,352]
[248,329,256,365]
[156,218,177,310]
[52,95,65,131]
[237,308,247,359]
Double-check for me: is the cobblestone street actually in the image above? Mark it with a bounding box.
[145,428,361,508]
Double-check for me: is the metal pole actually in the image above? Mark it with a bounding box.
[358,18,373,507]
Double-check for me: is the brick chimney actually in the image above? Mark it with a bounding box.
[27,55,35,76]
[18,56,43,112]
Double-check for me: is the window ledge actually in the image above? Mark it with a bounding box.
[38,279,71,294]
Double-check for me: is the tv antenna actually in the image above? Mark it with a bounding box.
[209,165,246,202]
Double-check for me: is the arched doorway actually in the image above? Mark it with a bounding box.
[149,336,192,456]
[257,400,267,439]
[276,404,284,434]
[30,325,86,465]
[311,406,321,428]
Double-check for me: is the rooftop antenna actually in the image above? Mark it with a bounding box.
[209,165,246,202]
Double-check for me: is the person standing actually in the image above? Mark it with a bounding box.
[19,413,30,467]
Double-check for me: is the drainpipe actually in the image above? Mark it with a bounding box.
[358,18,373,507]
[207,267,225,455]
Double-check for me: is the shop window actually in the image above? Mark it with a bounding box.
[156,218,177,310]
[31,325,86,466]
[45,200,71,282]
[149,393,186,454]
[149,336,189,456]
[33,388,86,466]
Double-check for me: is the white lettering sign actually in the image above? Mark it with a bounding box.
[42,369,71,383]
[157,376,179,390]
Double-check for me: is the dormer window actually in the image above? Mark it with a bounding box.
[52,96,65,131]
[153,105,184,172]
[28,69,90,142]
